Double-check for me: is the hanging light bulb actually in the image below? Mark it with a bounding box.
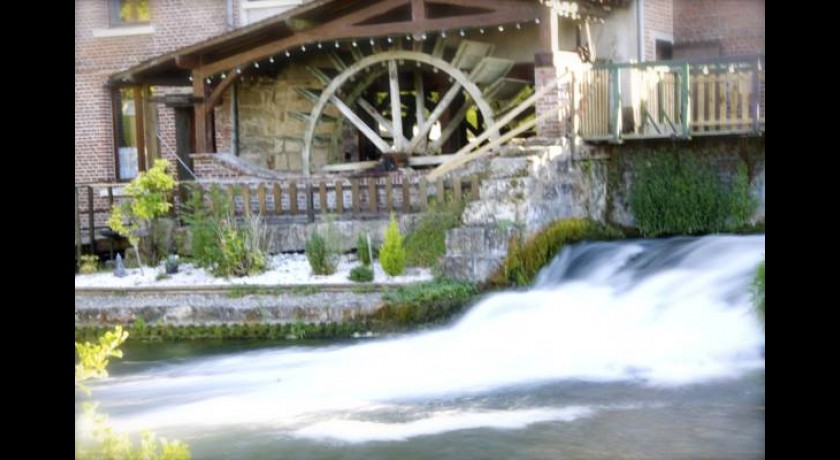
[188,75,193,82]
[498,25,504,32]
[352,40,358,47]
[479,28,485,34]
[406,34,412,41]
[317,42,323,49]
[285,50,291,57]
[421,33,427,40]
[370,38,375,46]
[516,23,521,30]
[335,40,340,48]
[387,36,393,44]
[301,45,306,52]
[205,78,211,84]
[441,30,447,38]
[459,29,466,37]
[236,68,242,74]
[254,62,260,68]
[535,17,541,24]
[269,56,275,63]
[221,73,227,79]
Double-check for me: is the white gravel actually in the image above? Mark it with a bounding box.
[75,254,432,288]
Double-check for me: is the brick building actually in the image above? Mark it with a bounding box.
[75,0,764,182]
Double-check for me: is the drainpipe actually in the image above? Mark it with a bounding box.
[636,0,645,61]
[226,0,235,30]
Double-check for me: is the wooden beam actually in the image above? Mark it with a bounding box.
[407,81,462,153]
[192,69,212,153]
[414,71,426,152]
[388,60,405,151]
[175,55,200,69]
[412,0,426,21]
[133,86,147,171]
[202,7,540,76]
[358,98,409,146]
[330,95,393,153]
[205,71,241,112]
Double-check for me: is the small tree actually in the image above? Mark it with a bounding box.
[380,214,406,276]
[107,159,177,272]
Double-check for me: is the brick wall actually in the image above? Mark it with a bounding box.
[673,0,765,57]
[644,0,674,61]
[75,0,233,184]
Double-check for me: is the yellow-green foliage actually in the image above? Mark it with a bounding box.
[404,199,464,268]
[78,255,99,275]
[488,218,624,287]
[753,258,765,320]
[75,326,191,459]
[380,214,406,276]
[107,159,177,265]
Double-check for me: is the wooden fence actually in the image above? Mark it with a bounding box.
[575,55,765,141]
[75,174,480,256]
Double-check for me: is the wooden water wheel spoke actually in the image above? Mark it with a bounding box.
[329,95,392,153]
[406,80,463,153]
[357,98,408,147]
[388,60,405,152]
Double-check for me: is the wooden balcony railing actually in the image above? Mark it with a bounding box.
[575,55,765,141]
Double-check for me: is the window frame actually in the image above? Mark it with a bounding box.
[109,0,151,27]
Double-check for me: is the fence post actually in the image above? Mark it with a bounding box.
[752,58,761,133]
[681,62,691,138]
[610,65,621,142]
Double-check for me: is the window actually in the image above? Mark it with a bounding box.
[111,0,150,26]
[114,88,145,181]
[655,39,673,61]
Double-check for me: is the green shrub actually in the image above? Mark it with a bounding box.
[380,214,406,276]
[78,255,99,274]
[404,199,464,268]
[753,258,765,320]
[357,232,376,266]
[182,186,267,277]
[488,218,624,287]
[629,152,757,237]
[306,220,341,275]
[349,265,374,283]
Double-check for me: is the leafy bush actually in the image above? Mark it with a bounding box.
[349,265,374,282]
[107,159,177,267]
[380,214,406,276]
[306,220,341,275]
[357,232,376,266]
[629,152,757,237]
[753,258,765,320]
[488,218,624,287]
[182,186,267,277]
[78,255,99,274]
[404,199,464,268]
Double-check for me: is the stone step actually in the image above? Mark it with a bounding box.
[488,156,537,178]
[461,198,527,226]
[445,225,519,258]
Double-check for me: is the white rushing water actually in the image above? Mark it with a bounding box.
[87,235,765,443]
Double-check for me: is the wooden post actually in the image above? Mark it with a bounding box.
[418,178,428,211]
[335,181,344,214]
[752,58,761,133]
[242,185,252,217]
[75,186,82,262]
[402,177,411,212]
[385,177,394,212]
[306,182,316,222]
[351,179,360,215]
[258,184,267,215]
[273,183,282,215]
[453,177,462,204]
[319,181,328,214]
[192,69,211,153]
[290,182,299,215]
[107,186,114,208]
[471,175,480,200]
[681,62,690,138]
[610,65,621,142]
[87,186,95,254]
[227,185,237,215]
[368,179,377,214]
[436,179,445,206]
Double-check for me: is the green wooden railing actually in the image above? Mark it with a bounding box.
[575,55,764,141]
